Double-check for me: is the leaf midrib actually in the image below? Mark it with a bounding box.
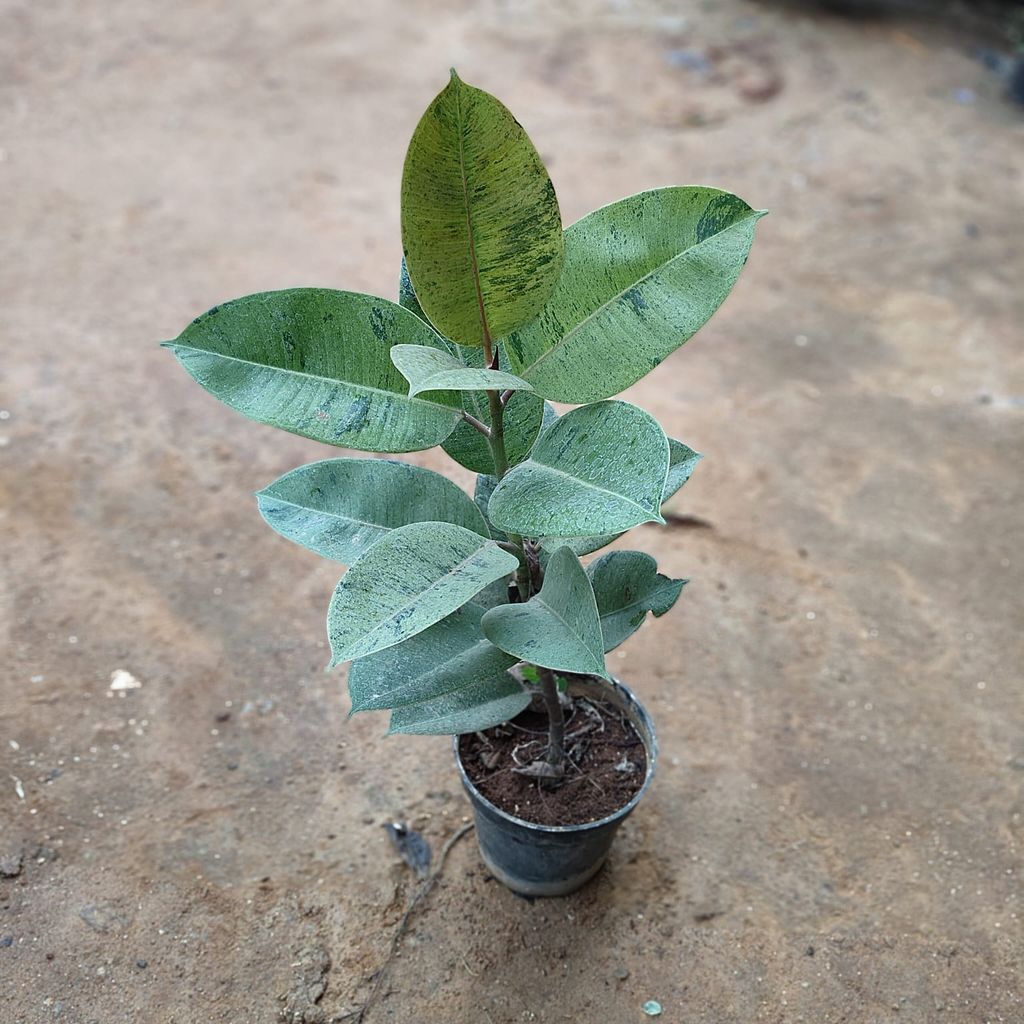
[520,461,663,524]
[384,642,516,708]
[169,343,460,415]
[599,579,682,619]
[454,79,492,348]
[337,538,513,656]
[529,595,604,674]
[388,685,529,732]
[259,492,487,540]
[409,368,534,397]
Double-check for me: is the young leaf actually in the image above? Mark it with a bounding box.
[538,437,703,556]
[401,70,564,347]
[482,547,608,678]
[327,522,519,663]
[504,187,765,402]
[256,458,489,564]
[164,289,462,452]
[348,604,529,735]
[588,551,687,652]
[390,344,534,397]
[487,401,669,538]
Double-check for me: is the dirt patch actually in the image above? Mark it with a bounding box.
[458,696,647,826]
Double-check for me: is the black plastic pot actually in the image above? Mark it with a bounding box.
[454,675,657,898]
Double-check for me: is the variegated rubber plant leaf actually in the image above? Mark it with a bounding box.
[539,438,704,556]
[348,603,529,735]
[504,187,765,402]
[400,70,564,348]
[482,547,608,678]
[164,289,461,452]
[328,521,519,664]
[390,344,534,397]
[588,550,688,652]
[256,458,490,564]
[487,400,670,538]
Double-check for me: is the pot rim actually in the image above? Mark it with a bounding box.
[453,674,658,835]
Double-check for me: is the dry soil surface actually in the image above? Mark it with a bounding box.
[2,1,1022,1022]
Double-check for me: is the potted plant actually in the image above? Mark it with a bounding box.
[164,71,763,897]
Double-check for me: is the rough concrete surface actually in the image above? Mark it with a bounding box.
[1,1,1022,1021]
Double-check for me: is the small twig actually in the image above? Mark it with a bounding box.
[338,823,475,1023]
[460,410,491,437]
[496,541,526,561]
[499,388,514,405]
[510,739,542,767]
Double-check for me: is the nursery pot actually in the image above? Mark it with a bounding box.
[454,675,657,898]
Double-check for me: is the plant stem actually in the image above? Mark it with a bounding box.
[485,389,508,478]
[537,667,566,772]
[486,391,529,600]
[461,410,491,437]
[482,362,560,768]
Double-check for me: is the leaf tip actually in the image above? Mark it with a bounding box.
[448,67,461,84]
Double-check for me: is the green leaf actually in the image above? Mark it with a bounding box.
[482,547,607,678]
[390,344,535,397]
[164,289,462,452]
[663,439,703,503]
[487,401,669,538]
[504,187,765,402]
[400,70,564,348]
[256,458,489,564]
[388,681,531,735]
[348,604,528,735]
[539,437,703,556]
[327,522,519,663]
[588,551,687,653]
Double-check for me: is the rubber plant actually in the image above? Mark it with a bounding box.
[164,72,762,790]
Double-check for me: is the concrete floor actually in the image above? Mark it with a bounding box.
[1,1,1021,1021]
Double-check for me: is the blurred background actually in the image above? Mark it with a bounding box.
[2,1,1021,1021]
